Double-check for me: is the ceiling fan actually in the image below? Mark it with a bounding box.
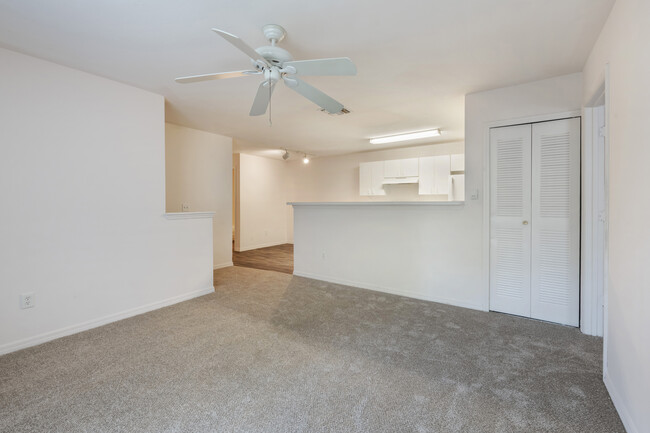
[175,24,357,117]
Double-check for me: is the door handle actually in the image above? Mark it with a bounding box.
[523,220,529,225]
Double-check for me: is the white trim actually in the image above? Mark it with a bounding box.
[602,64,611,376]
[604,373,639,433]
[236,241,288,252]
[580,104,606,337]
[0,286,215,356]
[213,261,233,270]
[288,201,465,207]
[293,271,484,312]
[481,110,582,314]
[163,211,215,220]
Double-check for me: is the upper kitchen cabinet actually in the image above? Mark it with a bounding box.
[384,158,419,178]
[418,155,450,195]
[359,161,386,196]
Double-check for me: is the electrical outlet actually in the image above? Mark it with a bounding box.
[20,293,35,309]
[470,189,479,200]
[182,203,190,212]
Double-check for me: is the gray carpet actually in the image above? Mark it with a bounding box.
[0,266,623,432]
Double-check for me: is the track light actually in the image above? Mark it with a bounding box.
[303,154,310,164]
[282,149,290,160]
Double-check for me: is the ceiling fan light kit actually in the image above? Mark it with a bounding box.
[369,129,441,145]
[175,24,356,119]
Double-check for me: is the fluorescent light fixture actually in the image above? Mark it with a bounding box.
[369,129,441,145]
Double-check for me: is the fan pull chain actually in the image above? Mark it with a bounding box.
[268,77,272,127]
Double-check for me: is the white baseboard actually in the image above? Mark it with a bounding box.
[292,271,483,312]
[0,286,215,356]
[237,241,287,252]
[213,262,233,270]
[604,372,638,433]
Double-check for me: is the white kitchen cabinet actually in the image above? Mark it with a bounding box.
[418,157,435,195]
[434,155,451,195]
[448,174,465,201]
[384,158,419,178]
[418,155,450,195]
[401,158,419,177]
[383,159,400,178]
[359,161,386,196]
[451,154,465,171]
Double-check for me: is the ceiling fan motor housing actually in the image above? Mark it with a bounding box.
[254,45,293,67]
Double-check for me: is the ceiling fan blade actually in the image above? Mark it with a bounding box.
[212,28,270,67]
[175,70,260,84]
[250,81,276,116]
[283,57,357,76]
[285,77,344,113]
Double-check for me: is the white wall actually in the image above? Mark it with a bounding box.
[286,142,465,242]
[165,123,233,269]
[582,0,650,431]
[235,153,288,251]
[0,48,214,354]
[292,73,582,311]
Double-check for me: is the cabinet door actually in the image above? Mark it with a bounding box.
[359,162,372,196]
[370,161,386,195]
[384,159,401,178]
[449,174,465,201]
[433,155,451,194]
[401,158,419,177]
[418,156,435,195]
[451,154,465,171]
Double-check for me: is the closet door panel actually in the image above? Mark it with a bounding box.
[531,118,580,326]
[489,124,532,318]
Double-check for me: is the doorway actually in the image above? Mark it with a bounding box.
[489,117,581,326]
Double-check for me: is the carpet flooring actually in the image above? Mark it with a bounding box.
[0,266,623,432]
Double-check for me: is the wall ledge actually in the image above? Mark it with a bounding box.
[163,211,215,220]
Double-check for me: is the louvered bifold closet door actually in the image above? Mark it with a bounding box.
[531,118,580,326]
[489,124,532,318]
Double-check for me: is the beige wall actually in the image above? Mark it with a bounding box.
[165,123,233,268]
[582,0,650,431]
[235,153,289,251]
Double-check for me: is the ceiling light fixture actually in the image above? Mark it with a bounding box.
[282,149,290,160]
[303,154,310,164]
[369,129,441,145]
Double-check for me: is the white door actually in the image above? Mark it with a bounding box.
[490,118,580,326]
[530,118,580,326]
[490,124,532,318]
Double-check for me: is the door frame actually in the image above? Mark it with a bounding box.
[581,97,607,337]
[481,110,582,316]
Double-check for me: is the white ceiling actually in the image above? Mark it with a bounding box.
[0,0,614,157]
